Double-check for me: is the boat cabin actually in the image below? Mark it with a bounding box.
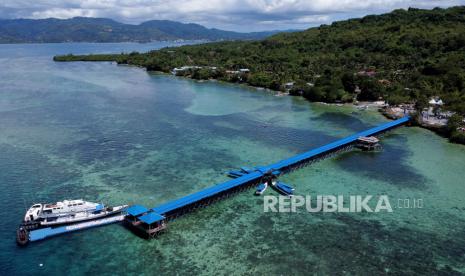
[356,136,380,151]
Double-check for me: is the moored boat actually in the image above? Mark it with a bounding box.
[20,199,127,230]
[227,167,255,178]
[240,167,254,173]
[255,183,268,195]
[274,181,294,196]
[227,170,245,178]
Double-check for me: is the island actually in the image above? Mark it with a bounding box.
[54,6,465,144]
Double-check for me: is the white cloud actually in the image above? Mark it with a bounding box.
[1,0,464,31]
[31,8,98,19]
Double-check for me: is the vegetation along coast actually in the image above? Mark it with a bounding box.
[54,6,465,144]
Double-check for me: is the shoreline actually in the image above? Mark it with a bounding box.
[0,40,208,45]
[60,60,465,146]
[380,106,451,137]
[147,68,464,145]
[178,74,465,145]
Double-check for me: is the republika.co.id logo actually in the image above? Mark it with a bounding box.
[263,195,423,213]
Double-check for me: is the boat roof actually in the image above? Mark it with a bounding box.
[95,204,104,211]
[63,199,85,204]
[139,212,165,225]
[357,136,379,143]
[126,205,148,217]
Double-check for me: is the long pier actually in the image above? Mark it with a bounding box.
[127,116,411,237]
[23,116,410,242]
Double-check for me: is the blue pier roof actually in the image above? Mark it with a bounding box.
[126,205,149,217]
[25,117,410,244]
[138,212,165,225]
[151,117,410,216]
[152,171,263,215]
[268,116,410,171]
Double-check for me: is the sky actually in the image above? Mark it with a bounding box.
[1,0,464,32]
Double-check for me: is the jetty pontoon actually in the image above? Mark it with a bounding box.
[255,183,268,195]
[356,136,381,151]
[16,117,410,244]
[17,199,127,246]
[273,181,294,196]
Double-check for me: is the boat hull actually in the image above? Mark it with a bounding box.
[40,206,127,227]
[16,228,29,246]
[27,214,126,244]
[255,183,268,195]
[273,182,294,196]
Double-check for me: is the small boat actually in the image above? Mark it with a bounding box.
[20,199,128,230]
[240,167,254,174]
[227,170,245,178]
[356,136,382,151]
[255,183,268,195]
[227,167,256,178]
[274,181,294,196]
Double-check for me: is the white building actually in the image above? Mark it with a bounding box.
[429,97,444,106]
[284,82,295,90]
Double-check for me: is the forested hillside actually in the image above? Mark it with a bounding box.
[0,17,278,43]
[56,7,465,116]
[53,7,465,147]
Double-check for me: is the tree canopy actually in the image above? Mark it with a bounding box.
[55,6,465,115]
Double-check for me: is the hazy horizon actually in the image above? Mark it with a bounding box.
[1,0,464,32]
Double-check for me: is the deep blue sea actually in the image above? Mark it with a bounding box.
[0,42,464,275]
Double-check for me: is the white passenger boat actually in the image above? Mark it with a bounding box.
[21,199,128,229]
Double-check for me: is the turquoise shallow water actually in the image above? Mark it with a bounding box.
[1,43,465,275]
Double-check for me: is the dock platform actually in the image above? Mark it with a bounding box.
[21,117,410,243]
[127,117,410,237]
[25,215,125,243]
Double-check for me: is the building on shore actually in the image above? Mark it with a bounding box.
[429,97,444,106]
[172,66,202,75]
[284,82,295,90]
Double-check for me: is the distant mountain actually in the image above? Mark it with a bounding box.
[0,17,282,43]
